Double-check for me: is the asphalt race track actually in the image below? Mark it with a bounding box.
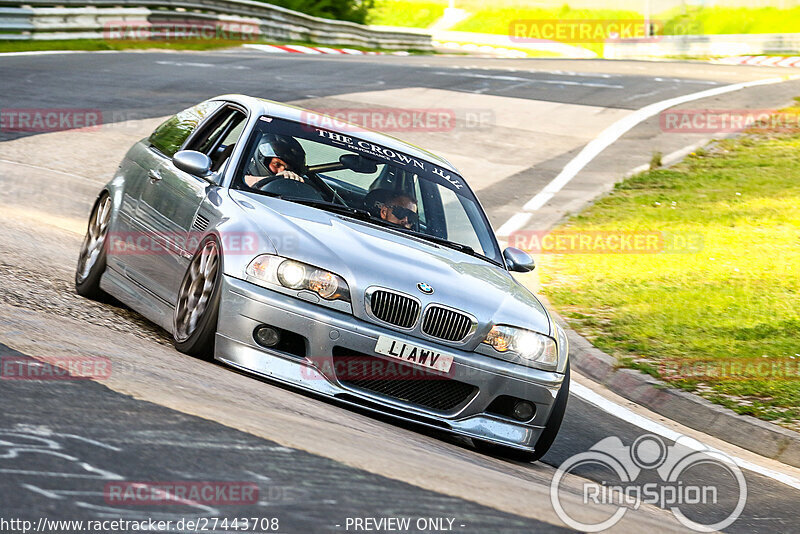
[1,50,800,533]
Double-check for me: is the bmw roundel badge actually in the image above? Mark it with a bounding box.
[417,282,434,294]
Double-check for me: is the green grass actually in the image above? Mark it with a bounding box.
[537,111,800,430]
[257,0,371,24]
[368,0,446,27]
[447,3,800,37]
[366,1,800,58]
[452,6,639,56]
[0,39,409,55]
[452,6,640,35]
[663,6,800,35]
[0,39,264,53]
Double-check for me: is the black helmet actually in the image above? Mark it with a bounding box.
[257,134,306,173]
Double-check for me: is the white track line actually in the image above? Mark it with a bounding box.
[434,71,624,89]
[571,382,800,491]
[496,73,800,237]
[0,159,100,185]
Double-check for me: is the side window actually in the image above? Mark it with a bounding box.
[186,107,247,172]
[148,100,222,158]
[220,118,246,147]
[418,178,446,238]
[439,186,482,251]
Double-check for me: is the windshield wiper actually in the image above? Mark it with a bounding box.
[277,196,501,266]
[391,226,501,264]
[279,197,374,222]
[397,228,475,255]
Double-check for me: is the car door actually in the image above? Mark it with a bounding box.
[105,146,155,277]
[130,102,247,304]
[121,100,222,289]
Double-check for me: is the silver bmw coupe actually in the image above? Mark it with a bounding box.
[75,94,570,461]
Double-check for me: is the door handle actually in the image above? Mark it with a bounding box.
[148,169,162,183]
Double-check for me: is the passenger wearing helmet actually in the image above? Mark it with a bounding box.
[245,134,307,188]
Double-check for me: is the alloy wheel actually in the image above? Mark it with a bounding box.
[174,240,220,342]
[76,195,112,283]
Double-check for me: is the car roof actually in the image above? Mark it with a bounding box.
[213,94,459,174]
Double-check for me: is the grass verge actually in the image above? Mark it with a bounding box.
[0,39,417,55]
[663,6,800,35]
[537,107,800,431]
[368,1,800,58]
[368,0,445,27]
[452,6,639,56]
[0,39,267,53]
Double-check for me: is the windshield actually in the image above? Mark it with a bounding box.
[232,116,502,265]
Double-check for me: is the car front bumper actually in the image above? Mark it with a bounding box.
[215,275,566,451]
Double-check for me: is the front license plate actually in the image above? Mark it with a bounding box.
[374,335,454,374]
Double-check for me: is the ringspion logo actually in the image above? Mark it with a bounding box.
[551,434,747,531]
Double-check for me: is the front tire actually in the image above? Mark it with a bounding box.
[173,236,222,359]
[75,192,112,300]
[475,365,570,462]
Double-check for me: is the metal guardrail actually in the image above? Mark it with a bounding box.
[0,0,432,50]
[604,33,800,59]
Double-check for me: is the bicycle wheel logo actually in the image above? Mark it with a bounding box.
[550,434,747,532]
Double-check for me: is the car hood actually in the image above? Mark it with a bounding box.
[231,191,551,338]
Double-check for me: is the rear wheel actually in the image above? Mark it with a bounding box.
[75,193,112,300]
[475,365,570,462]
[173,236,222,359]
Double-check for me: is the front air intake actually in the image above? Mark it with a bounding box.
[368,289,420,329]
[421,305,474,342]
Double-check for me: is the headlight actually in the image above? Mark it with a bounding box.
[277,260,306,289]
[246,255,350,302]
[483,325,558,370]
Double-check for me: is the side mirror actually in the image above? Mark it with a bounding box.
[503,247,535,272]
[173,150,212,178]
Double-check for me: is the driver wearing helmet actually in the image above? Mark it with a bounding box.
[245,134,307,188]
